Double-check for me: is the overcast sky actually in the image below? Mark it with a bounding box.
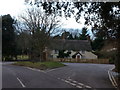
[0,0,93,37]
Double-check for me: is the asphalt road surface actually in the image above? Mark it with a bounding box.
[2,62,115,89]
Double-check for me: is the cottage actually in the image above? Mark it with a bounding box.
[48,39,97,59]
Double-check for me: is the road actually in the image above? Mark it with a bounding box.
[2,62,115,89]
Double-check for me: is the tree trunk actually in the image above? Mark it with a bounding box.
[115,28,120,89]
[40,51,44,62]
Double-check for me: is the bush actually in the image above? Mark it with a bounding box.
[109,57,115,64]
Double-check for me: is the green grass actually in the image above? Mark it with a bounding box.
[13,61,65,70]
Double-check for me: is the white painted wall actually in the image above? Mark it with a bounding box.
[51,50,58,58]
[69,50,76,58]
[51,50,97,59]
[83,51,98,59]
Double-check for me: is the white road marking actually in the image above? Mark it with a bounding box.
[76,85,82,88]
[45,69,57,72]
[17,78,26,88]
[68,78,72,81]
[64,80,70,83]
[72,80,77,83]
[70,83,76,86]
[67,78,92,88]
[26,66,93,88]
[78,83,84,86]
[108,70,117,88]
[108,71,115,86]
[60,78,92,88]
[64,80,76,86]
[26,67,45,73]
[85,85,92,88]
[110,72,118,86]
[68,79,77,84]
[110,66,118,87]
[26,67,36,71]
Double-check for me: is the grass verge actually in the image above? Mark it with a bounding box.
[13,61,65,70]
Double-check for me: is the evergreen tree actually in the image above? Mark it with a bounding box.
[79,27,88,40]
[68,34,74,40]
[2,14,17,60]
[74,35,79,40]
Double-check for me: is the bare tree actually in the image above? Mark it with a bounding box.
[18,6,61,61]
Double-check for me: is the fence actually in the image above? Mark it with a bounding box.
[50,58,109,64]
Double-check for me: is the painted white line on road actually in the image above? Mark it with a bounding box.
[27,67,34,70]
[68,79,78,84]
[78,83,84,86]
[85,85,92,88]
[110,67,118,86]
[110,72,118,86]
[69,82,76,86]
[61,78,92,88]
[109,67,118,87]
[68,79,83,86]
[67,78,92,88]
[17,77,26,88]
[72,80,77,83]
[61,79,77,87]
[68,78,78,83]
[108,66,118,88]
[64,80,76,86]
[45,69,57,73]
[76,85,82,88]
[26,67,45,73]
[68,78,72,81]
[108,70,117,87]
[64,80,70,83]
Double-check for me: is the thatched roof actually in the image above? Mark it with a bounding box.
[49,39,92,51]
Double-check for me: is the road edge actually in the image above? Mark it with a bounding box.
[108,66,118,88]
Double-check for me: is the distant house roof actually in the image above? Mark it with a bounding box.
[49,39,92,51]
[73,52,83,56]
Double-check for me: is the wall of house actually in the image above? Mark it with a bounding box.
[50,50,59,58]
[69,50,76,58]
[50,50,97,59]
[83,51,98,59]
